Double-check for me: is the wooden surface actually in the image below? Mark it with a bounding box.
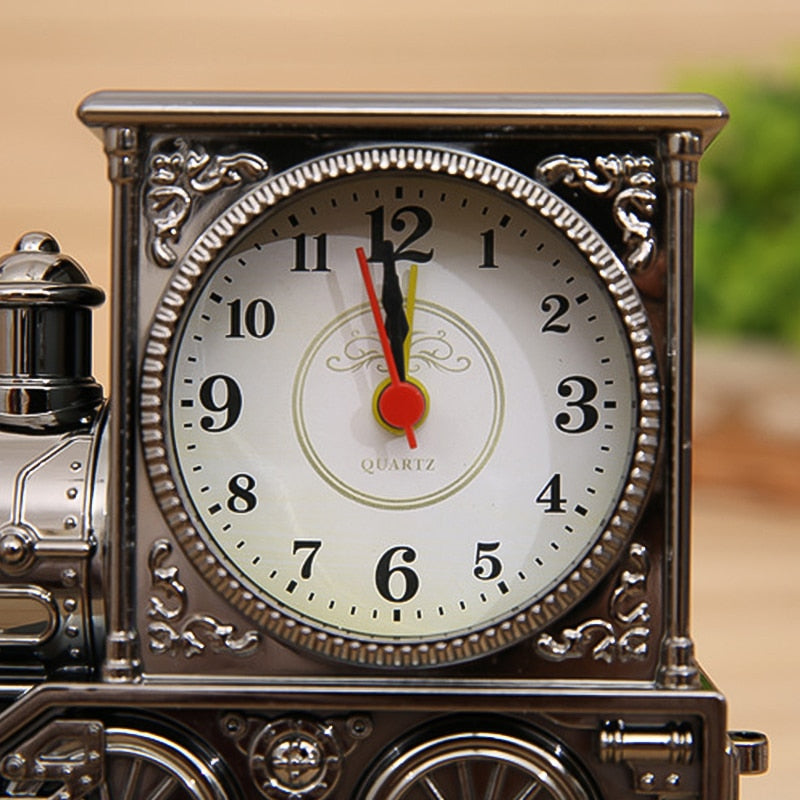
[2,3,799,798]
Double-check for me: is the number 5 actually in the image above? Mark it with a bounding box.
[473,541,503,581]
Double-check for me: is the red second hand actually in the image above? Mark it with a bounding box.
[356,247,425,449]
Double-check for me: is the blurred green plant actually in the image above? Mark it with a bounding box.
[681,67,800,347]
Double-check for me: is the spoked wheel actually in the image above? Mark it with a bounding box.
[357,720,597,800]
[90,727,230,800]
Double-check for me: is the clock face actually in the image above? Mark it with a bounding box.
[141,146,659,667]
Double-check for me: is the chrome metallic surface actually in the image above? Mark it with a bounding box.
[0,233,104,432]
[0,718,105,798]
[0,586,58,645]
[146,539,261,659]
[0,679,755,800]
[658,132,704,690]
[248,716,343,800]
[536,543,651,663]
[729,732,769,776]
[146,141,268,267]
[97,727,231,800]
[598,720,699,797]
[599,720,694,764]
[78,93,728,149]
[0,718,233,799]
[0,232,107,678]
[100,126,141,684]
[138,144,660,668]
[0,392,107,677]
[536,154,657,273]
[0,92,767,800]
[357,719,595,800]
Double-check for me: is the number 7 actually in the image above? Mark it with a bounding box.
[292,540,322,580]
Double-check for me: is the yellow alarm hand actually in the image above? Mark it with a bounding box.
[403,263,418,378]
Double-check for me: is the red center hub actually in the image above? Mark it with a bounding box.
[378,381,426,432]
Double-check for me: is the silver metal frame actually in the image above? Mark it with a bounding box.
[0,92,768,800]
[138,143,660,669]
[78,90,729,678]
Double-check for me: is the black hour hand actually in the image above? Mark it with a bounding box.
[381,261,409,382]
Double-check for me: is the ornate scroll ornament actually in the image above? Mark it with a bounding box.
[326,330,471,375]
[147,539,261,658]
[146,140,269,267]
[536,153,657,273]
[536,543,651,663]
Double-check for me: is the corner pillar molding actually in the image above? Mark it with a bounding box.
[658,131,703,689]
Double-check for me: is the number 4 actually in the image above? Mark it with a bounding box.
[536,473,567,513]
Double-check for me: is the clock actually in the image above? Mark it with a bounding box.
[0,93,768,800]
[139,145,658,668]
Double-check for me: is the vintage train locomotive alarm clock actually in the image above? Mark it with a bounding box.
[0,92,767,799]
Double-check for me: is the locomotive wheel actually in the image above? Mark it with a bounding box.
[357,719,596,800]
[90,727,230,800]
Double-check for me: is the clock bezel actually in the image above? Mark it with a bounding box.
[139,144,661,668]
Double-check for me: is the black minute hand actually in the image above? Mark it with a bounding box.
[381,260,410,383]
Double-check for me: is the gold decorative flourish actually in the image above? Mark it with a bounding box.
[325,332,384,373]
[409,330,471,374]
[326,329,471,375]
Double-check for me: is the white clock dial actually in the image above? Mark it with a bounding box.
[143,147,659,667]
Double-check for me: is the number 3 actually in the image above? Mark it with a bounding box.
[555,375,599,434]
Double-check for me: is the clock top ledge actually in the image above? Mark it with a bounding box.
[78,91,728,146]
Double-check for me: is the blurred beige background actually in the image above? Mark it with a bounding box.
[1,2,798,798]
